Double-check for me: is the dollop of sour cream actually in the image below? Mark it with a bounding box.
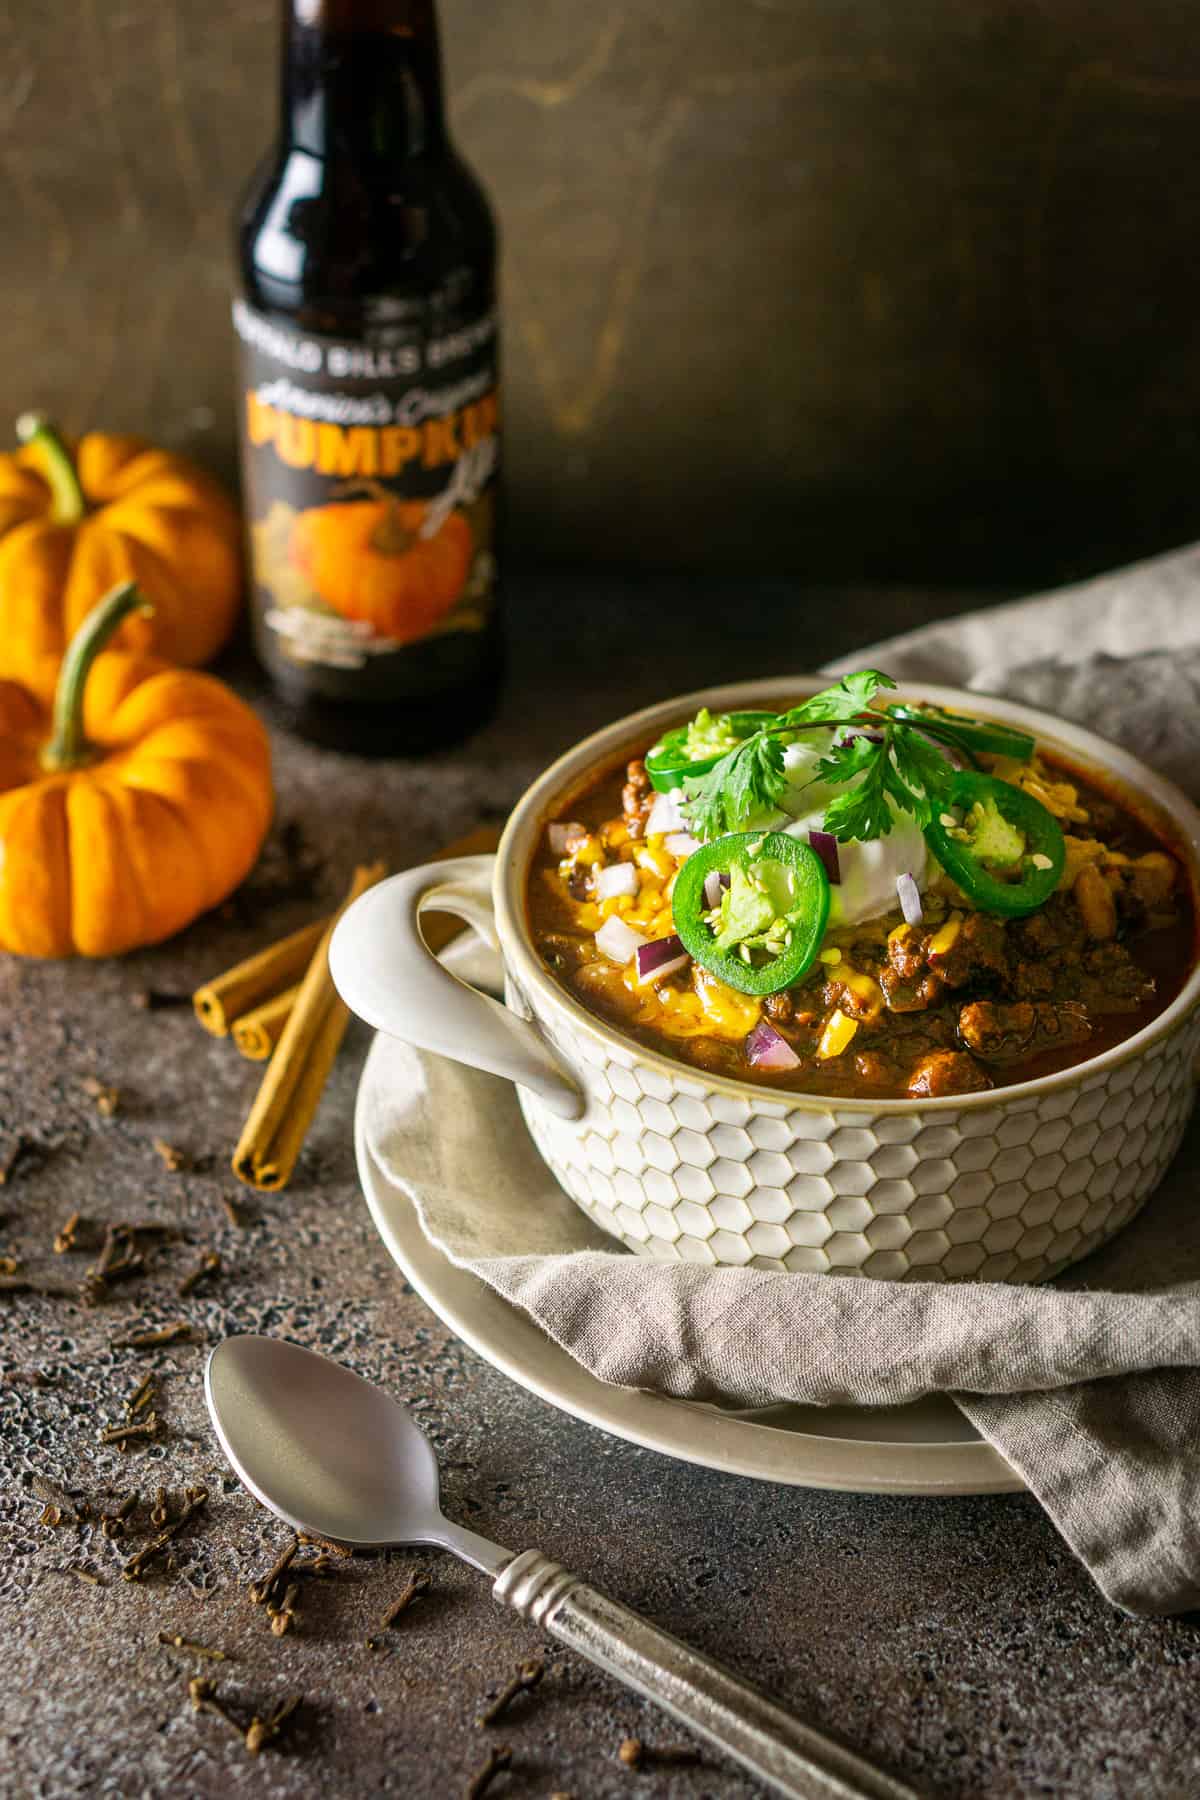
[765,740,930,929]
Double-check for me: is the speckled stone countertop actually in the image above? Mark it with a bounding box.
[3,573,1199,1800]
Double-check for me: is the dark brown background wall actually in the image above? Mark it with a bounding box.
[6,1,1200,583]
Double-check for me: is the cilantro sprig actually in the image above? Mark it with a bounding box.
[681,672,1033,844]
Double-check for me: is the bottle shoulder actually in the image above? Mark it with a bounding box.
[236,141,496,325]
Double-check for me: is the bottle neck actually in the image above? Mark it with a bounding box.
[281,0,447,159]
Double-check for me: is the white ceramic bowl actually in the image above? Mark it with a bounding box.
[331,678,1200,1283]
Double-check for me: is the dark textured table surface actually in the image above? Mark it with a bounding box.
[3,573,1199,1800]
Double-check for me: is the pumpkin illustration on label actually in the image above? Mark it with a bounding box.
[288,483,473,645]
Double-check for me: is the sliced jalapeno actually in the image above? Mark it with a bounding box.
[672,831,830,996]
[884,703,1035,764]
[645,709,777,793]
[923,773,1065,917]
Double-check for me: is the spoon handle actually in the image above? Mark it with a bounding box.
[494,1551,915,1800]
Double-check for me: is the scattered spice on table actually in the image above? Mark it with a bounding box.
[177,1250,220,1298]
[617,1736,700,1769]
[112,1322,192,1350]
[0,1254,19,1276]
[68,1565,103,1586]
[152,1138,187,1173]
[158,1632,229,1661]
[477,1658,544,1727]
[189,1676,243,1737]
[245,1693,302,1756]
[122,1485,208,1581]
[465,1743,512,1798]
[150,1486,169,1526]
[268,1581,301,1637]
[81,1076,120,1117]
[31,1475,80,1524]
[380,1569,430,1628]
[99,1415,160,1447]
[220,1194,245,1229]
[125,1373,156,1419]
[249,1539,298,1607]
[100,1492,140,1538]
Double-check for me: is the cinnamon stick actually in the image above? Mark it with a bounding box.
[232,863,385,1190]
[231,986,299,1062]
[194,918,328,1038]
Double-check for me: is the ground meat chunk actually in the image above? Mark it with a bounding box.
[958,999,1091,1063]
[907,1050,992,1097]
[621,759,654,838]
[1080,941,1155,1012]
[930,912,1009,989]
[886,925,926,982]
[879,965,944,1013]
[763,992,794,1024]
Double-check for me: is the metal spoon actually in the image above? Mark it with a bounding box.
[205,1335,916,1800]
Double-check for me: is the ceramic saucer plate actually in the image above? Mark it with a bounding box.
[353,1036,1022,1497]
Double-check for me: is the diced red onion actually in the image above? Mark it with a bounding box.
[808,830,841,885]
[547,820,585,856]
[896,871,923,926]
[664,831,699,858]
[594,916,649,965]
[594,861,638,901]
[745,1020,801,1071]
[634,933,690,985]
[702,869,728,910]
[645,790,685,837]
[834,728,885,747]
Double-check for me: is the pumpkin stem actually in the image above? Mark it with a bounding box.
[42,581,154,772]
[16,413,88,525]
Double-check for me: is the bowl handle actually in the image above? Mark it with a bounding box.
[329,854,584,1120]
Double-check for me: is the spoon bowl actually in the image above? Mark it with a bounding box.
[205,1334,504,1569]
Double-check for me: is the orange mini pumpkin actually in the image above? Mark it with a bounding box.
[289,490,472,644]
[0,414,241,666]
[0,582,272,958]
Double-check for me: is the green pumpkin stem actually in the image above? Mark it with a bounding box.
[16,412,87,525]
[42,582,154,772]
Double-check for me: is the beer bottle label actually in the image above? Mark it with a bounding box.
[232,296,499,699]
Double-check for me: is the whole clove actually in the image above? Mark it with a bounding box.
[476,1659,544,1728]
[100,1492,140,1539]
[68,1565,103,1586]
[53,1211,100,1255]
[151,1486,169,1526]
[112,1322,192,1351]
[465,1744,512,1799]
[617,1737,700,1770]
[122,1486,208,1581]
[125,1373,156,1419]
[268,1581,301,1637]
[297,1531,352,1557]
[245,1693,301,1757]
[380,1570,430,1628]
[31,1474,78,1523]
[152,1138,187,1173]
[189,1676,243,1737]
[177,1250,220,1299]
[249,1539,297,1607]
[99,1415,160,1447]
[220,1194,245,1229]
[81,1076,120,1117]
[159,1632,229,1661]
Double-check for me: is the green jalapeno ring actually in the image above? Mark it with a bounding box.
[923,773,1065,918]
[645,710,779,793]
[672,831,831,997]
[884,703,1036,765]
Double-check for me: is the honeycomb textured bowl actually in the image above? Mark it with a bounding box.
[514,979,1200,1283]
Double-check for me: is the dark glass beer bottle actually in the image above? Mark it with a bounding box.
[234,0,501,754]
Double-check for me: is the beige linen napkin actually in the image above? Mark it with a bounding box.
[367,545,1200,1615]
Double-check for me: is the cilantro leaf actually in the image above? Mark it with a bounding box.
[685,732,789,839]
[821,744,894,842]
[778,669,895,730]
[890,728,955,825]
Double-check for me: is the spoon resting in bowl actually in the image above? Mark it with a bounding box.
[205,1335,914,1800]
